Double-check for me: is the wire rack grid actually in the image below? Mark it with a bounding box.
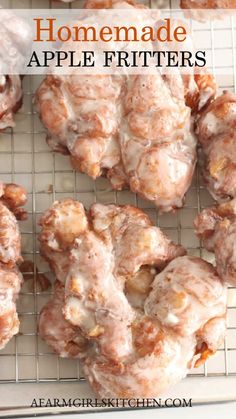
[0,0,236,389]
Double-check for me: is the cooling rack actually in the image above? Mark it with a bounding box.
[0,0,236,417]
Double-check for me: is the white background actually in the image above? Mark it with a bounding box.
[40,403,236,419]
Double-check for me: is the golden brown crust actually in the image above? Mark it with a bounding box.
[1,183,27,220]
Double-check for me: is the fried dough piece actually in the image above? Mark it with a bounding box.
[84,256,226,398]
[38,200,226,398]
[39,199,185,361]
[38,280,88,358]
[181,0,236,9]
[0,266,22,350]
[197,91,236,200]
[195,198,236,285]
[0,76,22,131]
[0,183,27,350]
[35,0,217,212]
[0,11,31,130]
[35,72,198,212]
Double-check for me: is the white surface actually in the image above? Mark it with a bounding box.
[0,0,236,415]
[41,404,236,419]
[0,376,236,416]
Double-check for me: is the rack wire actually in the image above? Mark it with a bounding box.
[0,0,236,389]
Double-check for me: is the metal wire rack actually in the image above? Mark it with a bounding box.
[0,0,236,399]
